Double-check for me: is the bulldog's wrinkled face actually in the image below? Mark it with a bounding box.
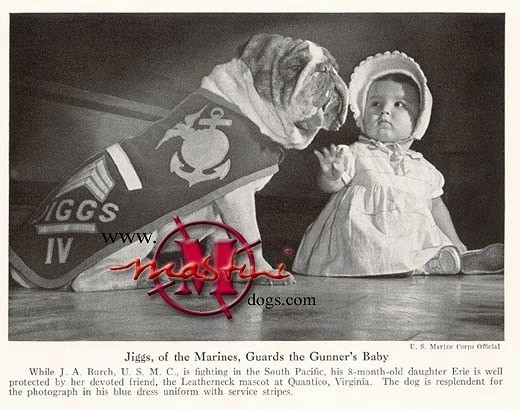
[240,34,348,149]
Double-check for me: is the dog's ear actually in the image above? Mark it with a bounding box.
[236,38,250,57]
[237,33,287,60]
[236,34,266,58]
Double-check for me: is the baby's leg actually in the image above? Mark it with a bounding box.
[417,246,461,275]
[417,243,505,275]
[461,243,504,274]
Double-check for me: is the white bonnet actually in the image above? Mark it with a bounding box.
[349,51,432,140]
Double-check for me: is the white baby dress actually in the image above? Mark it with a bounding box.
[292,137,453,276]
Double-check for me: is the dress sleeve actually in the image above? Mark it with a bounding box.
[430,166,446,198]
[339,144,356,186]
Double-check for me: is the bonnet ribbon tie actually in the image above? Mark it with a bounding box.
[360,136,422,175]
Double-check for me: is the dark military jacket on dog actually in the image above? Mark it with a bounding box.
[10,89,284,288]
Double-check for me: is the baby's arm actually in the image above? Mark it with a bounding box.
[314,144,348,193]
[431,197,467,253]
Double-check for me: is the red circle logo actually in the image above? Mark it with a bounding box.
[148,217,256,319]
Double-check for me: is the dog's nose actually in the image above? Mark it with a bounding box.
[316,62,331,73]
[326,67,348,128]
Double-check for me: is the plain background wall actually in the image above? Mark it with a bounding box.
[10,14,504,250]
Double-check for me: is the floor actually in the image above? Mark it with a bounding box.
[8,273,503,341]
[8,188,504,342]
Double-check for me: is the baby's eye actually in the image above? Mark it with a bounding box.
[369,101,380,107]
[395,101,406,108]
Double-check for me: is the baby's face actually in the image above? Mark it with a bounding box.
[362,79,420,143]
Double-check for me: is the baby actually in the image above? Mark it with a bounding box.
[293,51,504,276]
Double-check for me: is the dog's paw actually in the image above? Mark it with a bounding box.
[71,258,155,292]
[254,272,296,286]
[251,270,296,286]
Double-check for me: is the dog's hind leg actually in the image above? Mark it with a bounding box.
[71,232,158,292]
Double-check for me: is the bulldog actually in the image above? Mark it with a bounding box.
[10,33,348,291]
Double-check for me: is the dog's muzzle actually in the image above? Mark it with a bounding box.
[293,63,348,133]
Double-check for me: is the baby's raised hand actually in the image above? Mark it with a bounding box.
[314,144,346,180]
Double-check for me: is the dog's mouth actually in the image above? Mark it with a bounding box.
[294,88,344,132]
[294,111,323,132]
[322,89,344,131]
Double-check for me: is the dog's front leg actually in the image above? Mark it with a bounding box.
[214,182,295,285]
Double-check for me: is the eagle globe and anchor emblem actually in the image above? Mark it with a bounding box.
[155,105,232,186]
